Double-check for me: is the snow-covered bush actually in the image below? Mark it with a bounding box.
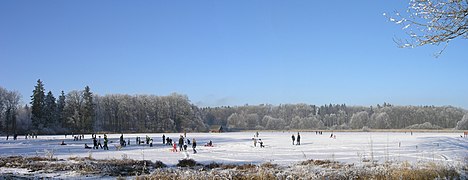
[406,122,442,129]
[362,126,371,132]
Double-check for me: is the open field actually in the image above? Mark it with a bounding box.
[0,131,467,178]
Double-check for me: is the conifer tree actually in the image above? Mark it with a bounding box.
[44,91,57,129]
[82,86,94,132]
[30,79,45,131]
[57,91,66,129]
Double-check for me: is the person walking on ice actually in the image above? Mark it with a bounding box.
[103,135,109,150]
[192,138,197,154]
[291,134,295,145]
[98,136,103,149]
[92,134,98,149]
[178,135,184,152]
[296,132,301,145]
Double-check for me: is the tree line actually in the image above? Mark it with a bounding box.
[0,80,467,135]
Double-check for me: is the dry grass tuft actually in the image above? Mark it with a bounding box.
[260,162,278,169]
[203,162,222,169]
[0,155,166,176]
[300,159,336,166]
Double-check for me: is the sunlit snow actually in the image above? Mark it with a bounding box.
[0,132,466,166]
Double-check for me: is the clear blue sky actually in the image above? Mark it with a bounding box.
[1,1,467,109]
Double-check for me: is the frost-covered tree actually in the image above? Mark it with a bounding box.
[387,0,467,56]
[350,111,369,129]
[0,87,6,131]
[64,90,84,132]
[290,116,302,129]
[227,113,246,130]
[372,112,390,129]
[264,116,286,130]
[16,105,31,132]
[245,113,259,129]
[4,90,20,134]
[455,114,468,130]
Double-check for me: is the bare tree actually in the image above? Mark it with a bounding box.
[387,0,467,56]
[4,90,21,134]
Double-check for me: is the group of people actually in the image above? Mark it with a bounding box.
[252,138,264,148]
[6,133,38,140]
[6,134,17,140]
[73,134,85,141]
[91,134,109,150]
[291,132,301,145]
[252,132,265,148]
[83,133,163,150]
[163,134,199,154]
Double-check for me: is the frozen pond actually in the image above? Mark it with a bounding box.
[0,131,467,166]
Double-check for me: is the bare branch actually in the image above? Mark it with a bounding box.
[385,0,467,56]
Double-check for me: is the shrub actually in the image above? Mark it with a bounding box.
[177,159,198,167]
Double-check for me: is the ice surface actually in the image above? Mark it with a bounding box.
[0,132,466,166]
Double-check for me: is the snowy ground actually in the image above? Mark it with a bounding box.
[0,131,467,166]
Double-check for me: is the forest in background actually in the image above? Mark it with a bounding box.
[1,80,467,135]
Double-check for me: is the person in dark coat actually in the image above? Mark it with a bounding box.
[192,138,197,154]
[103,135,109,150]
[162,134,166,145]
[93,135,98,149]
[120,134,124,146]
[291,134,295,145]
[166,137,170,145]
[178,136,184,151]
[85,144,92,149]
[296,132,301,145]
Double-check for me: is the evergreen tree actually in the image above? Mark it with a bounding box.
[30,79,45,131]
[44,91,57,130]
[57,91,66,129]
[82,86,94,132]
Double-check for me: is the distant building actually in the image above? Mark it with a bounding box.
[210,125,224,133]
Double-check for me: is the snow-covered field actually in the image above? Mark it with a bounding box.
[0,131,467,166]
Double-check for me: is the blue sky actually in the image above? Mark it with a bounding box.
[1,1,467,108]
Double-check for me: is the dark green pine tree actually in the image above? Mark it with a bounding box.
[57,91,66,129]
[82,86,94,132]
[30,79,46,132]
[44,91,57,130]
